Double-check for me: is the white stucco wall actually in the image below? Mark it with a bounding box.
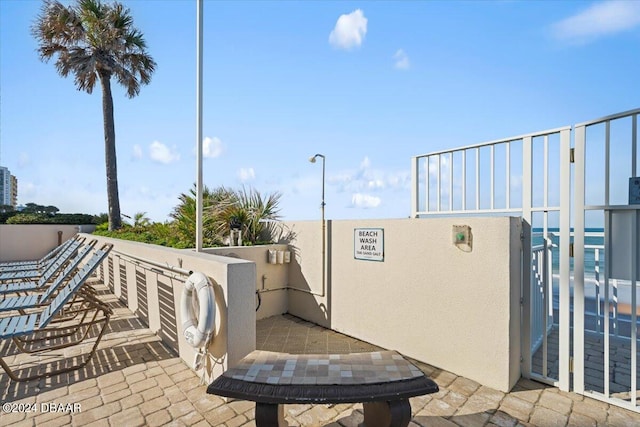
[0,224,96,262]
[1,219,522,391]
[84,234,256,380]
[283,217,523,392]
[202,245,290,320]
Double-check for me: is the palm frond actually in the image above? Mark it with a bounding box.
[32,0,155,96]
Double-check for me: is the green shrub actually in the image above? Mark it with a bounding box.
[93,222,192,248]
[93,213,109,225]
[5,213,95,225]
[6,213,50,224]
[55,214,95,224]
[95,222,109,232]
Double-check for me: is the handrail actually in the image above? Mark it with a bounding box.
[574,107,640,128]
[412,126,571,158]
[112,250,192,277]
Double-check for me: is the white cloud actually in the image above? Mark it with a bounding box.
[329,9,368,50]
[132,144,143,160]
[367,179,385,190]
[149,140,180,164]
[203,136,223,159]
[329,156,410,194]
[552,1,640,43]
[237,167,255,182]
[351,193,381,209]
[393,49,410,70]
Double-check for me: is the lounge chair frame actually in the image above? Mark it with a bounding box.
[0,237,86,283]
[0,235,81,272]
[0,244,113,382]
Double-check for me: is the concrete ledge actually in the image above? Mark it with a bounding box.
[83,234,256,380]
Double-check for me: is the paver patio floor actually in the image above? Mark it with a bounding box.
[1,281,640,426]
[533,324,640,406]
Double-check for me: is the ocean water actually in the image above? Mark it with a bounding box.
[532,227,604,277]
[533,227,640,313]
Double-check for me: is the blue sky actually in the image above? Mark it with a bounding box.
[1,0,639,222]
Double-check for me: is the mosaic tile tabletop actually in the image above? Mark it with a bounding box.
[224,350,425,386]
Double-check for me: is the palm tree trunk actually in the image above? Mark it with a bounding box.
[99,71,122,231]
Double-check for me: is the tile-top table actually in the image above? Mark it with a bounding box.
[207,350,439,427]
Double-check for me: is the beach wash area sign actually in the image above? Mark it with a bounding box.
[354,228,384,261]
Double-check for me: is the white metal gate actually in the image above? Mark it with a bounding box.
[572,110,640,410]
[410,108,640,411]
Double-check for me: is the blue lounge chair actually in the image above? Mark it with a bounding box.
[0,242,105,311]
[0,240,96,295]
[0,244,113,382]
[0,236,81,272]
[0,237,85,282]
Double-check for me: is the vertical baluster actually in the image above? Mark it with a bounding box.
[544,135,549,209]
[604,211,611,398]
[437,154,441,212]
[462,150,467,211]
[506,142,511,209]
[476,148,480,210]
[426,157,430,212]
[633,114,637,177]
[605,121,610,206]
[630,211,638,409]
[613,279,619,338]
[411,156,418,217]
[595,248,601,334]
[449,152,454,211]
[490,144,495,209]
[543,214,549,377]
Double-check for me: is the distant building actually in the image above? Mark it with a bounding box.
[0,166,17,208]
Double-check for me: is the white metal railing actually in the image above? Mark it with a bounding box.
[410,127,570,218]
[410,124,572,388]
[583,234,635,341]
[410,107,640,409]
[531,235,554,356]
[574,108,640,406]
[531,232,619,336]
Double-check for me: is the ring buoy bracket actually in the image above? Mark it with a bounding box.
[181,272,216,348]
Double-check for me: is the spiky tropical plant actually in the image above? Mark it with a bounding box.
[133,211,151,227]
[170,185,224,247]
[32,0,156,231]
[207,187,282,245]
[170,185,282,247]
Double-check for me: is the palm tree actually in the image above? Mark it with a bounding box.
[32,0,156,230]
[133,211,151,227]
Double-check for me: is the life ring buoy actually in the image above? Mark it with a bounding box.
[181,272,216,348]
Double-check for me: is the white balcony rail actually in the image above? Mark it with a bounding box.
[411,107,639,407]
[531,233,554,356]
[530,230,638,342]
[410,127,569,218]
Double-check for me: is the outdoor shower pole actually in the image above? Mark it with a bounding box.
[322,157,326,298]
[309,154,326,297]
